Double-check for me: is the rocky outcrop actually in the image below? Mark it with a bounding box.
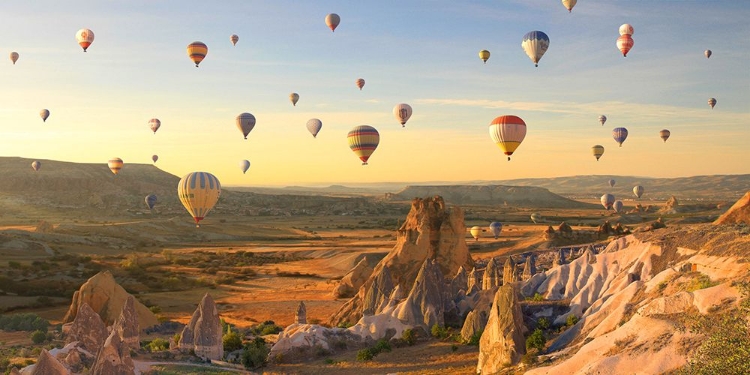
[467,267,480,292]
[503,256,515,285]
[553,249,566,267]
[63,271,158,330]
[362,265,395,316]
[295,301,307,324]
[91,325,135,375]
[66,302,108,352]
[392,259,446,330]
[114,296,140,351]
[460,309,488,343]
[332,258,374,298]
[477,284,526,372]
[660,196,679,213]
[482,258,501,290]
[450,266,468,296]
[179,293,223,361]
[714,191,750,225]
[31,349,69,375]
[522,255,536,281]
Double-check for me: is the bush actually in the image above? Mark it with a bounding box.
[251,321,283,336]
[373,339,391,354]
[529,293,545,302]
[402,328,416,346]
[223,331,243,352]
[0,313,49,332]
[356,348,374,361]
[526,329,546,352]
[144,338,169,352]
[431,324,450,339]
[566,314,579,327]
[241,337,269,370]
[31,330,47,344]
[537,317,551,330]
[466,330,483,346]
[149,305,162,314]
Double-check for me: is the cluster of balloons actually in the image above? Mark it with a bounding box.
[599,183,646,212]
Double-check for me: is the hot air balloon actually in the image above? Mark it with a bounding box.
[704,49,712,59]
[356,78,365,90]
[187,41,208,67]
[152,155,158,163]
[617,34,634,57]
[613,200,623,213]
[76,28,95,52]
[489,115,527,161]
[31,161,41,172]
[530,213,542,224]
[325,13,340,32]
[592,145,605,161]
[562,0,577,12]
[708,98,716,109]
[230,34,239,46]
[599,115,607,126]
[108,157,123,175]
[149,118,161,134]
[393,103,412,127]
[239,160,250,174]
[290,93,299,106]
[633,185,644,198]
[660,129,671,143]
[236,113,256,139]
[609,179,616,188]
[479,49,490,64]
[306,118,322,138]
[601,194,615,210]
[489,222,503,239]
[347,125,379,165]
[10,52,19,65]
[521,31,550,67]
[619,24,634,36]
[145,194,157,210]
[39,109,50,122]
[177,171,221,227]
[470,226,481,241]
[613,127,628,147]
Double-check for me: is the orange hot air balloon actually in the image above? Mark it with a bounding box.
[108,157,123,175]
[347,125,379,165]
[187,41,208,67]
[356,78,365,90]
[489,115,527,161]
[325,13,340,32]
[617,35,634,57]
[76,28,95,52]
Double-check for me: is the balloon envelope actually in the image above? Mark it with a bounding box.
[145,194,157,210]
[633,185,644,198]
[187,41,208,67]
[40,109,50,122]
[239,160,250,174]
[152,155,158,163]
[230,34,239,46]
[704,49,712,58]
[470,226,481,240]
[31,161,41,171]
[521,31,550,67]
[306,118,323,138]
[290,93,299,106]
[10,52,18,65]
[325,13,340,32]
[601,194,615,210]
[177,172,221,226]
[609,179,616,188]
[108,157,123,175]
[347,125,380,165]
[619,24,634,36]
[660,129,671,142]
[478,49,490,63]
[489,222,503,239]
[613,200,624,213]
[356,78,365,90]
[617,34,634,57]
[592,145,604,161]
[149,118,161,134]
[489,115,527,161]
[562,0,577,12]
[236,113,256,139]
[613,127,628,147]
[530,213,542,223]
[598,115,607,126]
[76,28,95,52]
[393,103,412,127]
[708,98,716,109]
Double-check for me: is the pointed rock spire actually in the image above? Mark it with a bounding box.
[178,293,224,361]
[502,256,515,285]
[66,302,108,352]
[521,255,536,281]
[295,301,307,324]
[31,349,68,375]
[482,258,501,290]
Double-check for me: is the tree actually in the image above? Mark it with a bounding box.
[526,328,546,352]
[31,330,47,344]
[223,331,243,353]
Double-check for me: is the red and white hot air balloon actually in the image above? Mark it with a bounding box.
[489,115,527,161]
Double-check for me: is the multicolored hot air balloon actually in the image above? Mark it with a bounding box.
[562,0,577,12]
[290,93,299,106]
[530,213,542,224]
[660,129,671,143]
[393,103,412,127]
[31,161,41,172]
[10,52,19,65]
[708,98,716,109]
[592,145,605,161]
[613,200,624,213]
[599,115,607,126]
[177,172,221,227]
[613,127,628,147]
[601,194,615,210]
[347,125,379,165]
[108,157,123,175]
[145,194,157,210]
[239,160,250,174]
[152,155,158,163]
[149,118,161,134]
[356,78,365,90]
[325,13,340,32]
[489,115,527,161]
[470,226,481,241]
[230,34,239,46]
[76,28,95,52]
[479,49,490,64]
[236,112,256,139]
[609,179,616,188]
[489,222,503,239]
[633,185,644,198]
[521,31,550,67]
[704,49,712,59]
[187,41,208,67]
[306,118,322,138]
[39,109,50,122]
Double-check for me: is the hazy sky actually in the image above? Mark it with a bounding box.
[0,1,748,186]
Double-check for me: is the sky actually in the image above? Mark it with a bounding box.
[0,1,748,187]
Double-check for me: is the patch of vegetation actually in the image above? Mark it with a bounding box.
[465,330,482,346]
[146,364,238,375]
[250,321,283,336]
[566,314,579,327]
[222,331,243,352]
[241,337,269,370]
[144,338,170,352]
[431,324,451,339]
[0,313,49,332]
[402,328,416,346]
[276,271,322,278]
[537,317,551,330]
[356,348,375,361]
[685,274,717,292]
[336,321,354,329]
[526,328,546,352]
[528,293,546,302]
[30,330,47,344]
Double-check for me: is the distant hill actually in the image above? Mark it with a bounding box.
[229,184,384,197]
[387,185,598,209]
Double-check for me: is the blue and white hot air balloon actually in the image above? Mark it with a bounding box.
[145,194,157,210]
[521,31,550,67]
[489,222,503,239]
[613,127,629,147]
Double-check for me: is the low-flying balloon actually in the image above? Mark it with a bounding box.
[236,112,256,139]
[489,222,503,239]
[521,31,550,67]
[704,49,712,59]
[10,52,19,65]
[145,194,157,210]
[601,194,615,210]
[187,41,208,67]
[239,160,250,174]
[478,49,490,64]
[325,13,340,32]
[617,34,634,57]
[149,118,161,134]
[530,213,542,224]
[40,109,50,122]
[633,185,644,198]
[290,93,299,106]
[562,0,577,12]
[347,125,379,165]
[76,28,95,52]
[152,155,158,163]
[599,115,607,126]
[609,179,616,188]
[613,200,624,213]
[230,34,239,46]
[613,127,628,147]
[708,98,716,109]
[393,103,412,127]
[660,129,671,143]
[31,161,41,172]
[177,171,221,227]
[592,145,605,161]
[108,157,123,175]
[356,78,365,90]
[489,115,527,161]
[306,118,322,138]
[470,226,481,241]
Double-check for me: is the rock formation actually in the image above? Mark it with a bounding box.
[392,259,446,330]
[30,349,69,375]
[482,257,501,290]
[502,256,515,285]
[460,308,488,342]
[362,265,395,316]
[179,293,223,361]
[63,271,158,330]
[521,255,536,281]
[477,284,526,372]
[332,257,374,298]
[91,325,135,375]
[660,196,679,213]
[543,225,556,240]
[65,302,108,352]
[553,249,566,267]
[557,222,573,235]
[113,296,140,351]
[714,191,750,225]
[295,301,307,324]
[467,267,480,292]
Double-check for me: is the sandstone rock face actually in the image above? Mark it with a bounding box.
[450,266,468,296]
[467,267,480,292]
[477,284,526,373]
[332,257,374,298]
[362,265,395,316]
[91,326,135,375]
[63,271,158,330]
[66,302,108,352]
[114,296,140,351]
[482,257,501,290]
[295,301,307,324]
[31,349,69,375]
[660,196,679,213]
[393,259,445,330]
[460,306,489,343]
[179,293,223,361]
[714,191,750,225]
[522,255,536,281]
[553,248,566,267]
[503,256,515,285]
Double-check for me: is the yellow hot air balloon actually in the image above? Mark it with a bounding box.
[108,157,123,175]
[470,226,481,241]
[478,50,490,64]
[290,93,299,106]
[347,125,379,165]
[76,28,95,52]
[562,0,577,12]
[178,172,221,227]
[489,115,527,161]
[187,41,208,67]
[592,145,604,161]
[10,52,19,65]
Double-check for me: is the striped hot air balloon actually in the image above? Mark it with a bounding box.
[325,13,340,32]
[31,161,41,172]
[599,115,607,126]
[617,35,634,57]
[108,157,123,175]
[592,145,605,161]
[40,109,50,122]
[76,28,95,52]
[562,0,577,12]
[306,118,322,138]
[149,118,161,134]
[479,49,490,64]
[470,226,481,241]
[708,98,717,109]
[187,41,208,67]
[489,222,503,239]
[489,115,527,161]
[236,112,256,139]
[10,52,19,65]
[601,194,615,210]
[521,31,549,67]
[230,34,239,46]
[356,78,365,90]
[178,172,221,227]
[347,125,380,165]
[613,127,628,147]
[660,129,671,143]
[633,185,644,198]
[393,103,412,127]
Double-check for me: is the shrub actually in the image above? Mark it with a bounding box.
[537,317,551,330]
[223,331,243,352]
[529,293,545,302]
[451,344,459,352]
[31,330,47,344]
[402,328,416,346]
[241,337,269,370]
[373,339,391,354]
[686,274,716,292]
[337,321,353,329]
[356,348,374,361]
[144,338,169,352]
[466,330,483,346]
[251,321,282,336]
[526,329,546,352]
[521,351,538,365]
[566,314,579,327]
[431,324,450,339]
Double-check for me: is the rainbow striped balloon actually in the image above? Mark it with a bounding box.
[347,125,379,165]
[187,41,208,67]
[177,172,221,227]
[489,115,527,161]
